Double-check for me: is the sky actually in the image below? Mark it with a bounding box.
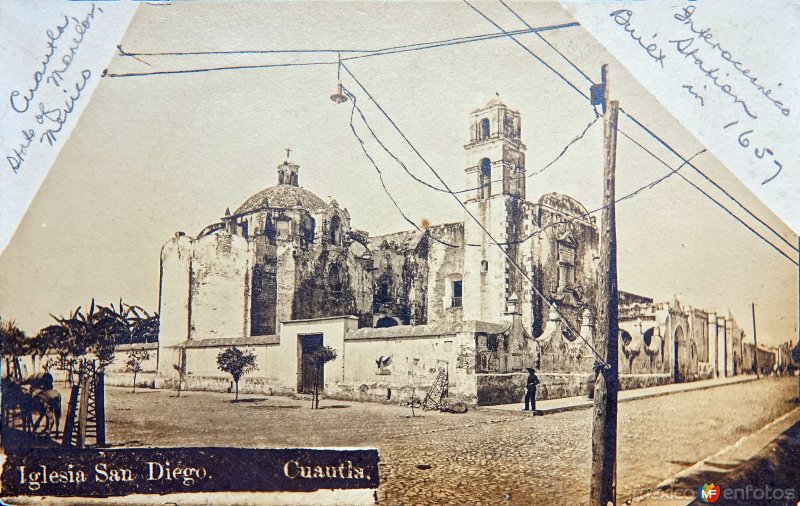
[0,1,797,347]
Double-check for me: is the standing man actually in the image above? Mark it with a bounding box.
[524,367,540,414]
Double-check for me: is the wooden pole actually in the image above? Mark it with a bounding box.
[751,303,759,378]
[96,372,106,447]
[590,64,620,506]
[77,374,89,448]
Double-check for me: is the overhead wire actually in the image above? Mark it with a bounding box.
[617,125,799,266]
[340,61,611,368]
[349,86,600,196]
[102,3,796,354]
[490,0,798,255]
[343,87,462,249]
[109,1,795,258]
[109,22,580,78]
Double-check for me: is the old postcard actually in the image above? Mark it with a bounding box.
[1,1,798,504]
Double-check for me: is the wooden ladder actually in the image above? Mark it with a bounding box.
[422,368,448,411]
[62,364,105,447]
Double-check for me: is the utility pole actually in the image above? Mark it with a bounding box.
[751,303,759,378]
[795,235,800,400]
[590,64,620,506]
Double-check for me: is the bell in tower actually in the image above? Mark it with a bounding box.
[464,98,526,202]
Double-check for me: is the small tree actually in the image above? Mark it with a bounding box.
[0,318,27,380]
[311,346,338,409]
[173,347,188,397]
[216,347,258,401]
[124,349,151,393]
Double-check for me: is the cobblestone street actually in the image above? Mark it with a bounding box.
[100,376,798,505]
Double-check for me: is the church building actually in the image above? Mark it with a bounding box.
[155,99,733,405]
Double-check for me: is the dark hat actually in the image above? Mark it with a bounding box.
[526,367,536,373]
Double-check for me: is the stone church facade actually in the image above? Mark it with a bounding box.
[156,99,743,405]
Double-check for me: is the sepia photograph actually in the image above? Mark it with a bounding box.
[1,1,798,504]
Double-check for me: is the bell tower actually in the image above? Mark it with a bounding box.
[464,98,526,202]
[463,98,527,324]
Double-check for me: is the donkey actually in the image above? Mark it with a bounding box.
[1,377,35,433]
[27,387,62,438]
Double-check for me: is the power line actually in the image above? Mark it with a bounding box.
[454,113,599,194]
[342,23,578,63]
[111,1,796,259]
[346,91,698,252]
[105,60,334,78]
[526,115,598,178]
[462,0,589,101]
[507,149,707,246]
[617,125,799,267]
[621,110,798,253]
[498,0,595,85]
[492,0,798,254]
[343,87,461,249]
[118,23,579,58]
[349,85,599,196]
[467,0,798,258]
[109,22,581,79]
[346,90,450,194]
[346,85,492,248]
[340,61,610,368]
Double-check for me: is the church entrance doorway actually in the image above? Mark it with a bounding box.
[298,333,323,394]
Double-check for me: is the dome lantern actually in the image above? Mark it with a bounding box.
[277,149,300,187]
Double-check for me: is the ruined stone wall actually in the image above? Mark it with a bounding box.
[503,198,528,312]
[475,372,672,405]
[689,308,711,364]
[618,307,671,375]
[189,232,250,339]
[371,231,430,326]
[157,234,192,377]
[334,330,476,404]
[291,243,373,327]
[424,223,464,325]
[249,236,278,335]
[742,342,776,375]
[530,194,599,338]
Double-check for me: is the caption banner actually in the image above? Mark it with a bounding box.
[2,447,379,497]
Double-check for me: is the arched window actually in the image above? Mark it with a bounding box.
[328,264,343,292]
[445,273,463,308]
[480,118,490,139]
[556,233,578,292]
[329,215,342,246]
[376,316,399,328]
[276,219,290,240]
[265,217,277,241]
[377,282,390,303]
[643,328,654,347]
[479,158,491,199]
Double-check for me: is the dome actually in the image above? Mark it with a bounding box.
[235,184,327,215]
